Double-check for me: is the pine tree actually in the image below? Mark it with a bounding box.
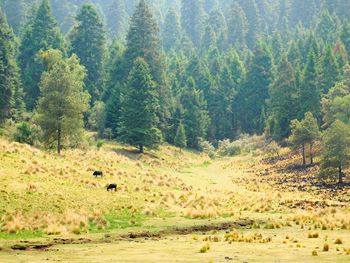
[0,9,24,123]
[289,0,318,28]
[162,8,181,52]
[107,0,128,39]
[104,41,125,137]
[316,9,337,45]
[181,77,209,149]
[201,25,217,52]
[238,0,265,49]
[181,0,206,47]
[119,57,162,153]
[51,0,74,34]
[320,120,350,184]
[185,54,214,102]
[268,55,299,140]
[299,50,321,120]
[18,0,65,110]
[340,21,350,58]
[237,41,274,134]
[3,0,27,35]
[36,49,90,154]
[226,2,248,49]
[206,6,227,50]
[174,122,187,149]
[124,0,173,134]
[319,46,340,93]
[70,4,107,101]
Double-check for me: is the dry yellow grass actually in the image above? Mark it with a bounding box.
[1,136,350,262]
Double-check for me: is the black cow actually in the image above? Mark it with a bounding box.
[93,171,103,177]
[106,183,117,191]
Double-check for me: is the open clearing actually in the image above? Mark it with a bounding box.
[0,138,350,262]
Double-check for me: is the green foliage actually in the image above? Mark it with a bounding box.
[70,4,107,101]
[88,101,106,137]
[35,49,90,154]
[237,41,274,134]
[181,78,209,149]
[268,55,299,140]
[119,57,162,153]
[18,0,65,110]
[217,139,241,156]
[288,112,320,165]
[162,8,181,52]
[96,139,104,150]
[12,122,39,145]
[124,0,173,135]
[299,50,321,120]
[174,122,187,149]
[181,0,206,47]
[319,46,340,94]
[2,0,27,35]
[106,0,128,39]
[320,120,350,183]
[322,66,350,129]
[264,141,281,158]
[0,9,22,124]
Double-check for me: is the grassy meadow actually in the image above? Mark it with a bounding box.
[0,137,350,262]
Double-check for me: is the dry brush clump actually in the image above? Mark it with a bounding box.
[0,209,108,235]
[224,229,272,244]
[291,208,350,231]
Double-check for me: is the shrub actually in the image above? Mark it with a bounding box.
[264,141,281,158]
[323,244,329,252]
[217,139,241,156]
[12,122,40,145]
[96,140,104,150]
[335,238,343,244]
[199,243,210,253]
[198,139,215,154]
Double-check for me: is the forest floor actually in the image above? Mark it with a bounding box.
[0,137,350,262]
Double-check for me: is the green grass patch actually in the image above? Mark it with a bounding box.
[89,210,147,233]
[0,230,44,240]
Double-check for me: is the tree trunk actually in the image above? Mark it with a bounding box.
[339,165,343,184]
[310,143,313,164]
[302,144,306,165]
[57,125,61,155]
[139,145,144,153]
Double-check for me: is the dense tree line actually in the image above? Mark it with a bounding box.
[0,0,350,182]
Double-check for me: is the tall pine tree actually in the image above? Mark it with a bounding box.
[119,57,162,153]
[181,0,206,47]
[70,4,107,101]
[181,77,209,149]
[299,50,321,120]
[268,55,299,140]
[124,0,173,136]
[0,9,24,123]
[237,41,274,134]
[18,0,65,110]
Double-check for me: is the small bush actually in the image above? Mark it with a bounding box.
[323,243,329,251]
[96,140,104,150]
[199,243,210,253]
[312,250,318,256]
[308,232,319,238]
[264,141,281,158]
[335,238,343,244]
[217,139,241,156]
[199,139,215,153]
[12,122,40,145]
